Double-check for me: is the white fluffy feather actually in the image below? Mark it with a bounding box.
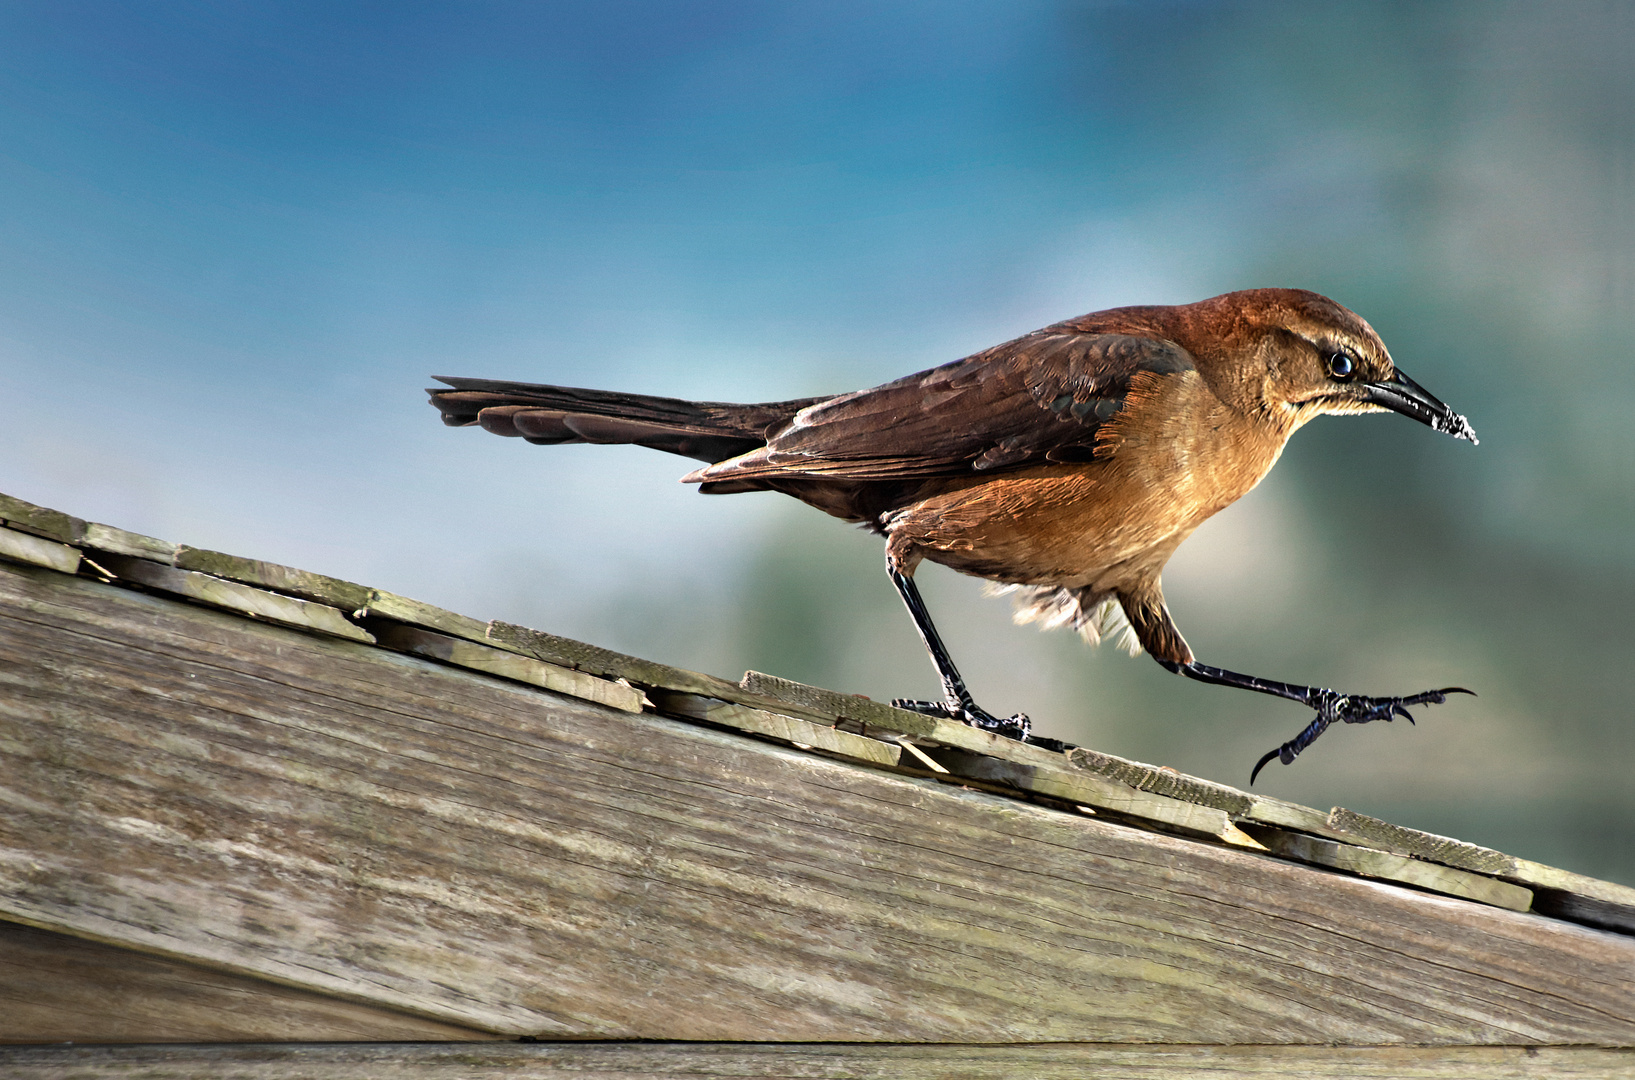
[985,583,1143,655]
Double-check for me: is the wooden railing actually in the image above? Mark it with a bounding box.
[1,491,1631,1076]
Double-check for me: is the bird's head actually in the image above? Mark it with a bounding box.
[1177,289,1478,445]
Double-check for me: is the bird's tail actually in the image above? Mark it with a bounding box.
[428,376,825,464]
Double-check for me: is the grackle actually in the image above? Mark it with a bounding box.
[429,288,1477,782]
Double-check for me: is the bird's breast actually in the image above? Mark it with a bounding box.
[887,371,1291,588]
[1103,370,1289,518]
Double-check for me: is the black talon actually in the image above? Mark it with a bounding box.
[1249,746,1282,786]
[1193,670,1478,783]
[891,696,1032,741]
[1250,711,1332,785]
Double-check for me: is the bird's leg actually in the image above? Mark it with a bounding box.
[886,565,1033,741]
[1156,659,1473,784]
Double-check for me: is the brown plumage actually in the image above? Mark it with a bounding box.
[430,288,1478,780]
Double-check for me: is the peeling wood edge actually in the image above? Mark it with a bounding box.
[370,622,646,714]
[0,525,82,576]
[0,494,85,545]
[173,545,372,611]
[1324,807,1514,876]
[739,669,1090,770]
[486,621,849,725]
[650,690,903,767]
[1064,746,1634,921]
[1241,826,1535,912]
[916,748,1267,849]
[94,554,375,644]
[81,522,179,562]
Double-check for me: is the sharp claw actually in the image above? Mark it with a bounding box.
[1249,745,1281,785]
[1392,703,1415,723]
[1398,685,1475,707]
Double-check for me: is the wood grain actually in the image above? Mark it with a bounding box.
[0,921,494,1044]
[1,561,1631,1045]
[0,525,81,575]
[0,1042,1630,1079]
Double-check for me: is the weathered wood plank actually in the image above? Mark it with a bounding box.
[653,691,904,767]
[919,747,1261,847]
[1326,806,1515,875]
[1247,829,1534,912]
[97,553,374,644]
[1314,810,1635,931]
[2,484,1628,933]
[173,546,372,611]
[1514,858,1635,933]
[489,620,820,717]
[741,669,1088,767]
[1,1042,1630,1078]
[82,522,179,562]
[1,561,1632,1045]
[0,493,85,545]
[1321,808,1635,932]
[372,622,646,713]
[0,920,496,1044]
[738,668,942,736]
[0,525,81,575]
[364,588,492,641]
[1068,746,1341,836]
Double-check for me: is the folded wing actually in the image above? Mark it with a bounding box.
[690,332,1196,485]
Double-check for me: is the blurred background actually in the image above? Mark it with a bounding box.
[2,2,1630,882]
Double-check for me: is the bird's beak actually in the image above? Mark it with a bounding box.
[1362,368,1478,445]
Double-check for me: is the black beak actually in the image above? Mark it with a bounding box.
[1362,368,1478,445]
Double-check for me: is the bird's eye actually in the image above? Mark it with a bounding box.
[1327,352,1356,380]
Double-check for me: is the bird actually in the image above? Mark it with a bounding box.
[428,288,1478,782]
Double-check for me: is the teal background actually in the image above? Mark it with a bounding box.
[3,3,1630,882]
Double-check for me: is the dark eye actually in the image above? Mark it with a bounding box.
[1327,352,1355,379]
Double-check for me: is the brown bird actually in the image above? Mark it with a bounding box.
[429,288,1477,781]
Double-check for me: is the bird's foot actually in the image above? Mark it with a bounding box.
[891,697,1033,742]
[1249,685,1474,784]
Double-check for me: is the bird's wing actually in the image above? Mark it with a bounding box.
[691,332,1196,483]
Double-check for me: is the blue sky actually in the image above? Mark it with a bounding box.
[3,1,1258,591]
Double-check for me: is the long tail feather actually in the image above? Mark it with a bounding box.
[428,376,824,464]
